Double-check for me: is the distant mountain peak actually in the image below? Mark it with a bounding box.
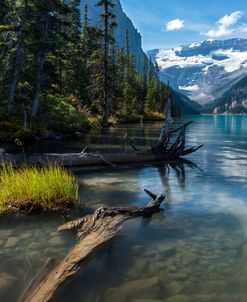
[148,38,247,106]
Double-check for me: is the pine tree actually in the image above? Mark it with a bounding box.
[96,0,117,126]
[31,0,71,118]
[8,0,28,115]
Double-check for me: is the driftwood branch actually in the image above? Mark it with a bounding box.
[20,190,165,302]
[158,98,171,145]
[130,137,139,152]
[122,133,128,153]
[168,120,193,135]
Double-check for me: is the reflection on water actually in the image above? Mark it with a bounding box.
[1,115,247,302]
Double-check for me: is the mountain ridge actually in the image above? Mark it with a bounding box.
[148,38,247,108]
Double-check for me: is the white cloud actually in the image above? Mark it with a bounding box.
[218,11,244,27]
[166,19,184,31]
[205,11,245,38]
[206,27,233,38]
[240,25,247,32]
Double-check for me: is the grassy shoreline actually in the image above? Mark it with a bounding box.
[0,162,78,214]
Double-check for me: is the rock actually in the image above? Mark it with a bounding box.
[48,235,66,247]
[202,280,227,294]
[0,273,16,293]
[4,237,19,248]
[175,240,186,248]
[157,242,175,253]
[28,251,40,261]
[164,295,195,302]
[132,299,162,302]
[104,277,161,302]
[127,259,148,279]
[216,294,247,302]
[181,252,198,265]
[167,264,176,272]
[166,281,184,295]
[149,262,160,275]
[0,230,12,237]
[168,272,187,281]
[0,148,5,155]
[19,232,32,240]
[225,238,244,249]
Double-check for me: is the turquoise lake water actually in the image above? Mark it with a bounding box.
[1,115,247,302]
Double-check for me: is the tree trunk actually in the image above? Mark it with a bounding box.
[32,16,49,119]
[19,190,165,302]
[102,1,109,127]
[8,0,27,115]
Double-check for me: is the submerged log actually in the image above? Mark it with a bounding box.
[20,190,165,302]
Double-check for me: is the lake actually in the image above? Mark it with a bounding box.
[1,115,247,302]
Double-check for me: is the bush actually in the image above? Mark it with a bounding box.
[38,94,88,132]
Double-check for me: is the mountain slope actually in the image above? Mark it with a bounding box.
[173,91,202,115]
[80,0,146,69]
[148,39,247,105]
[204,75,247,114]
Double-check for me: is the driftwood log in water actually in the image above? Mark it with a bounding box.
[19,189,165,302]
[1,120,203,167]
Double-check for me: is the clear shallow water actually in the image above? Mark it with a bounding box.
[1,115,247,302]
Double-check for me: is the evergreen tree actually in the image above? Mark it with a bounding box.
[8,0,28,115]
[96,0,117,126]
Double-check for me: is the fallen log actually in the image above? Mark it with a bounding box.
[19,189,165,302]
[0,120,203,168]
[0,98,203,167]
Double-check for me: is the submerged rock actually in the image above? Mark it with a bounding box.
[164,295,195,302]
[166,280,184,295]
[201,280,227,294]
[0,273,16,293]
[127,259,148,279]
[4,237,19,248]
[132,299,163,302]
[181,251,198,265]
[225,238,244,249]
[48,235,66,247]
[104,277,161,302]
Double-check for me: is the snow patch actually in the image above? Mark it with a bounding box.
[179,85,199,91]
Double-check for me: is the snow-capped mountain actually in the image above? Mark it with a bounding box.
[148,39,247,106]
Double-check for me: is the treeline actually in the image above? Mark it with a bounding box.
[0,0,172,140]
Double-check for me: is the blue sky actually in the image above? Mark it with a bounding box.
[120,0,247,50]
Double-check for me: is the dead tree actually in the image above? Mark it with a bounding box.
[19,190,165,302]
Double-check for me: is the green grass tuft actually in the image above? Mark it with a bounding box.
[0,162,78,212]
